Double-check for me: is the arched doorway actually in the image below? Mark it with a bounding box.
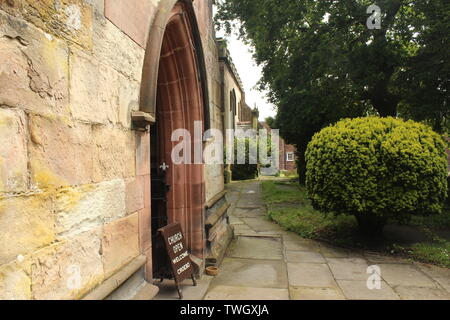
[149,1,208,278]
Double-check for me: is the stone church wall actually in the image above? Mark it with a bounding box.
[0,0,226,300]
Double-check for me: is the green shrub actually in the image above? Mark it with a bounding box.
[447,175,450,208]
[306,117,448,236]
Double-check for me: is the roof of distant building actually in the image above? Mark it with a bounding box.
[216,38,244,93]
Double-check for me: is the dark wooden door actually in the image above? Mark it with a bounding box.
[150,124,171,278]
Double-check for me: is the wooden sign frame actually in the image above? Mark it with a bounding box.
[158,223,197,299]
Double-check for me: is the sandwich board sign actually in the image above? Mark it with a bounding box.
[158,223,197,299]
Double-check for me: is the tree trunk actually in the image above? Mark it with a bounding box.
[297,156,306,186]
[373,96,398,117]
[355,215,387,238]
[296,145,307,186]
[370,71,399,117]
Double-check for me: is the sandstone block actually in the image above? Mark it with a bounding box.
[118,74,140,128]
[138,208,151,252]
[143,174,151,209]
[55,179,126,239]
[31,229,104,300]
[92,11,144,81]
[0,258,32,300]
[104,0,156,48]
[205,164,225,201]
[92,126,135,182]
[21,0,93,49]
[0,108,28,193]
[85,0,104,13]
[0,194,54,265]
[125,177,144,215]
[102,214,139,277]
[135,131,150,176]
[0,11,69,117]
[0,0,24,16]
[143,247,153,282]
[69,49,119,124]
[29,113,94,188]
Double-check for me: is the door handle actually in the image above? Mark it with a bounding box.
[160,163,169,171]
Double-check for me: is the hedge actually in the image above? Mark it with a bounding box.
[306,117,448,236]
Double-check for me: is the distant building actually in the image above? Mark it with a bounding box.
[237,103,260,133]
[279,139,297,172]
[217,38,245,132]
[260,122,297,175]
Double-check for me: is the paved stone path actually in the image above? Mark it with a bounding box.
[155,180,450,300]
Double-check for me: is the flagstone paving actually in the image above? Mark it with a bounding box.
[155,179,450,300]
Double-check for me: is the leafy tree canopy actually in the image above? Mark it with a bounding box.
[216,0,449,182]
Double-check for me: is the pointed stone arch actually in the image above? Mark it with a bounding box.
[138,1,211,273]
[140,0,210,130]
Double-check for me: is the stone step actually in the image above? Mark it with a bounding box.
[132,283,160,300]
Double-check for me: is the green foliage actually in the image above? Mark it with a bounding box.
[216,0,450,182]
[447,175,450,208]
[408,241,450,268]
[262,179,450,266]
[264,116,276,129]
[306,117,448,235]
[231,137,259,180]
[394,238,450,268]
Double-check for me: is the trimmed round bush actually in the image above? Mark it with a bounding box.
[306,117,448,236]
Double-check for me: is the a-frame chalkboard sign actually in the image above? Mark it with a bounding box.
[157,223,197,299]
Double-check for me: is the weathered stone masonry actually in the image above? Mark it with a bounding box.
[0,0,231,300]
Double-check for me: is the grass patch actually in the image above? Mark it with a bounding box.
[410,242,450,268]
[262,180,358,241]
[393,240,450,268]
[262,179,450,268]
[261,180,305,204]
